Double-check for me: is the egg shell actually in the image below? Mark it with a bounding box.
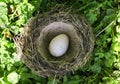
[49,34,69,57]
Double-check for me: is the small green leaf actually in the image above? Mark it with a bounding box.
[116,25,120,34]
[47,77,58,84]
[15,3,35,25]
[22,79,32,84]
[19,67,29,73]
[113,70,120,78]
[91,63,101,73]
[102,76,118,84]
[7,71,19,84]
[20,73,33,80]
[63,75,67,83]
[0,69,4,77]
[104,52,115,67]
[63,80,80,84]
[7,63,14,71]
[114,62,120,70]
[29,0,42,11]
[0,15,8,26]
[0,2,8,26]
[13,0,22,4]
[85,10,97,25]
[95,53,104,58]
[111,43,120,52]
[0,2,8,15]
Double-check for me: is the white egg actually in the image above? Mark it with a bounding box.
[49,34,69,57]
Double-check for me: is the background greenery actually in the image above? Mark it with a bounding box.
[0,0,120,84]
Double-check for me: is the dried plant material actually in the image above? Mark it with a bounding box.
[14,6,94,77]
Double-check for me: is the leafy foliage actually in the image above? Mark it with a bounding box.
[0,0,120,84]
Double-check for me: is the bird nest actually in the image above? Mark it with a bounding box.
[14,6,94,77]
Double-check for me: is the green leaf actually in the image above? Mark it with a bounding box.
[113,70,120,78]
[63,75,67,83]
[22,79,32,84]
[91,63,101,73]
[0,69,4,78]
[19,67,29,73]
[116,25,120,34]
[13,0,22,4]
[7,63,14,71]
[0,15,8,26]
[102,13,117,26]
[47,77,58,84]
[95,53,104,59]
[102,76,118,84]
[0,2,7,15]
[85,10,97,25]
[111,43,120,52]
[104,52,115,67]
[7,71,19,84]
[114,62,120,70]
[0,2,8,26]
[29,0,42,11]
[63,80,80,84]
[84,1,101,10]
[15,3,35,25]
[20,73,33,80]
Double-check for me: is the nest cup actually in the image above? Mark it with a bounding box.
[15,7,94,77]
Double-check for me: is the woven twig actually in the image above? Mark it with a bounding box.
[14,7,94,77]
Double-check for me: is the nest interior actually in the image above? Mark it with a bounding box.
[15,6,94,77]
